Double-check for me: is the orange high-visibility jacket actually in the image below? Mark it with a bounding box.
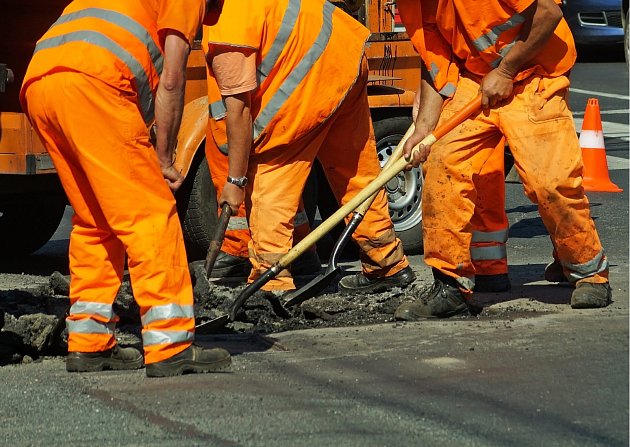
[20,0,205,125]
[397,0,576,97]
[204,0,370,153]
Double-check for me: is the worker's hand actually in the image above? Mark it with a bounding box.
[403,127,431,168]
[160,161,184,192]
[479,67,514,109]
[220,183,245,215]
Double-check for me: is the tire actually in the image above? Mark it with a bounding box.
[373,116,424,254]
[0,192,66,256]
[176,151,218,261]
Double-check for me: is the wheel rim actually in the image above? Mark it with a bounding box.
[376,133,423,232]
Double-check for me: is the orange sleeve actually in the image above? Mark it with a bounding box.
[211,48,258,96]
[157,0,205,46]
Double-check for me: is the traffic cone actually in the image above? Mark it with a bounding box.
[579,98,622,192]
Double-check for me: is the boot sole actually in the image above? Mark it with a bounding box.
[145,356,231,378]
[66,356,144,373]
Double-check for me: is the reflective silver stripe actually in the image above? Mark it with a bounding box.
[209,100,227,120]
[35,30,155,124]
[438,83,456,97]
[141,304,195,326]
[472,229,509,244]
[143,330,194,346]
[470,245,507,261]
[253,1,335,139]
[257,0,301,84]
[227,216,249,230]
[294,210,308,227]
[67,319,115,335]
[457,276,475,291]
[70,301,115,320]
[565,249,609,282]
[471,13,525,53]
[489,41,517,68]
[51,8,163,75]
[428,62,440,82]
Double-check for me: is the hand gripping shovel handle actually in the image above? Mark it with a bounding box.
[227,94,482,321]
[204,203,232,278]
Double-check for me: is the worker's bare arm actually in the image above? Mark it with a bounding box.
[155,30,190,191]
[480,0,563,108]
[404,64,444,167]
[220,91,253,214]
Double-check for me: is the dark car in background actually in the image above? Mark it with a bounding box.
[562,0,624,46]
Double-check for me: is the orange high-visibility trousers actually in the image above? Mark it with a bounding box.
[469,140,509,276]
[246,58,408,290]
[205,137,314,259]
[416,86,509,276]
[24,73,195,364]
[423,74,608,291]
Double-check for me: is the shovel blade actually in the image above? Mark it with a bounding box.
[195,314,230,334]
[284,266,342,307]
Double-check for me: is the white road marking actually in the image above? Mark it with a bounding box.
[574,118,629,141]
[569,87,630,100]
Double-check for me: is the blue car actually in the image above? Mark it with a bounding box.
[562,0,624,45]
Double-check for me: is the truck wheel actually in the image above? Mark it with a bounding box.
[0,192,66,256]
[373,116,424,254]
[176,151,218,261]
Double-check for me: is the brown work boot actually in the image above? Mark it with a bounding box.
[145,344,231,377]
[544,260,568,283]
[571,282,612,309]
[66,345,143,372]
[395,279,477,320]
[338,266,415,294]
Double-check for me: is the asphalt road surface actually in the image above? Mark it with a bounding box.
[0,57,628,446]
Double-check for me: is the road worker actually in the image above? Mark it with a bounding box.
[394,0,611,319]
[204,75,321,280]
[203,0,415,293]
[20,0,231,376]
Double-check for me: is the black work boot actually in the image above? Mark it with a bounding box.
[145,344,231,378]
[338,266,415,294]
[544,260,568,283]
[395,278,476,320]
[209,251,252,278]
[474,273,511,293]
[66,345,143,372]
[571,282,612,309]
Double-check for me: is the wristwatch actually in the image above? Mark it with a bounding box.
[227,175,248,187]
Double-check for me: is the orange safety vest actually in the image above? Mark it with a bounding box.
[20,0,204,125]
[398,0,575,96]
[204,0,370,153]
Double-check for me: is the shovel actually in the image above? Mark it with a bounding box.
[283,124,415,307]
[194,203,232,334]
[204,203,233,279]
[205,94,482,327]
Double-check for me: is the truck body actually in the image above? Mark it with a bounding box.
[0,0,423,258]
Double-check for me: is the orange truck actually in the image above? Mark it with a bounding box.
[0,0,422,258]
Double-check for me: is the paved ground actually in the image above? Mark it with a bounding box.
[0,60,628,446]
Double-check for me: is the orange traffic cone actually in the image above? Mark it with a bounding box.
[579,98,622,192]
